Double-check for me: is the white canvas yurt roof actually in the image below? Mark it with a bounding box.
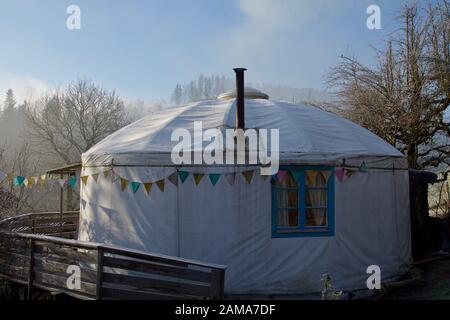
[83,90,405,168]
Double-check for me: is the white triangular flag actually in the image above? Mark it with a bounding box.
[58,179,66,188]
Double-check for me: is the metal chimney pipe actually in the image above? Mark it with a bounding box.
[233,68,247,129]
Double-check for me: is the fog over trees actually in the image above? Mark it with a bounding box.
[170,74,331,106]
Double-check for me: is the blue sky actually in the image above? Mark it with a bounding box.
[0,0,436,102]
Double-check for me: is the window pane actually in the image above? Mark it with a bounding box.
[288,191,298,207]
[306,189,327,207]
[305,209,327,227]
[277,190,298,208]
[277,209,299,227]
[305,170,329,187]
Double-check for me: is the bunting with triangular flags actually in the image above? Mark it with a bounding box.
[359,162,368,172]
[6,173,14,184]
[26,177,35,188]
[345,169,357,178]
[242,170,254,184]
[305,170,317,185]
[335,168,345,183]
[39,175,46,186]
[167,172,179,186]
[103,169,111,178]
[68,176,77,187]
[276,170,288,182]
[92,173,99,183]
[193,173,204,185]
[58,179,66,188]
[226,173,236,185]
[209,173,221,186]
[156,179,165,192]
[120,178,129,192]
[179,171,189,183]
[143,182,152,195]
[81,176,89,186]
[13,176,25,186]
[131,181,141,194]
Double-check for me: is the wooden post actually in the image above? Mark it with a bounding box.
[210,269,225,300]
[26,239,35,300]
[31,217,35,235]
[59,173,64,237]
[96,247,104,300]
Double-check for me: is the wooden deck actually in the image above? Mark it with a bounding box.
[0,211,226,300]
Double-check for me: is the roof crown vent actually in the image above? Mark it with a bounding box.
[217,86,269,100]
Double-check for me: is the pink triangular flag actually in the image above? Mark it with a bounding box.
[226,173,236,185]
[276,170,288,182]
[335,168,345,183]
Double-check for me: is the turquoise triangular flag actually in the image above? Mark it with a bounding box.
[179,171,189,183]
[359,162,368,172]
[68,177,77,187]
[131,181,141,194]
[13,176,25,186]
[209,173,221,186]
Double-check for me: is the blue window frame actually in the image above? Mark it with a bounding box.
[271,166,335,238]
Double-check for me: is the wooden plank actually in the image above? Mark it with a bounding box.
[103,256,211,283]
[34,243,97,264]
[27,239,35,300]
[32,283,95,300]
[0,231,100,250]
[34,258,97,283]
[0,262,29,275]
[102,272,211,297]
[34,271,97,296]
[103,245,226,271]
[57,231,77,239]
[101,286,192,300]
[0,250,29,266]
[96,248,104,299]
[32,224,77,234]
[34,216,79,224]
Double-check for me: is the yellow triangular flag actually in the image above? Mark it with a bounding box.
[103,170,110,178]
[92,173,99,183]
[80,175,89,186]
[26,177,34,188]
[143,182,152,195]
[345,169,356,178]
[242,170,254,184]
[156,179,165,192]
[305,170,317,186]
[193,173,204,185]
[6,173,13,183]
[120,178,129,192]
[322,170,332,182]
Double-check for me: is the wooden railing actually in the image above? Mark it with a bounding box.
[0,211,80,239]
[0,213,226,300]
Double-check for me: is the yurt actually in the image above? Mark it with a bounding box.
[79,69,411,296]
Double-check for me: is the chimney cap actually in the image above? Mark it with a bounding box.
[217,86,269,100]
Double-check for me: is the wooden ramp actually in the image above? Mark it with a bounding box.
[0,212,226,300]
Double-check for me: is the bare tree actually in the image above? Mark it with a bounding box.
[25,80,130,164]
[327,1,449,169]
